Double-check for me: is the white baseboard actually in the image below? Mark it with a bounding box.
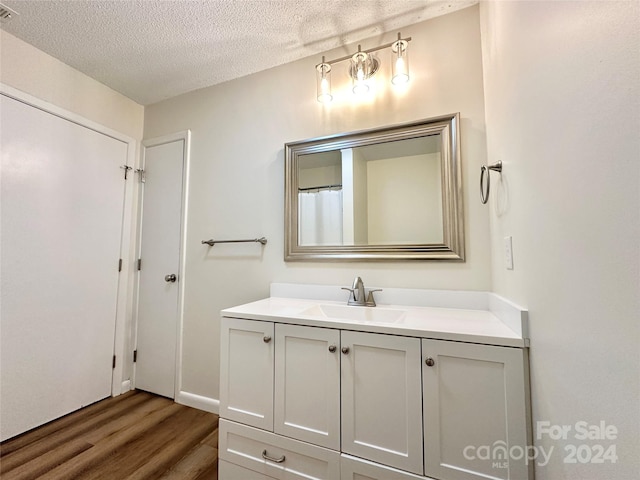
[120,380,132,394]
[176,391,219,414]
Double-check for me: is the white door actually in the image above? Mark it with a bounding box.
[0,94,128,441]
[220,317,274,431]
[422,339,531,480]
[341,331,423,475]
[134,134,187,398]
[274,324,340,449]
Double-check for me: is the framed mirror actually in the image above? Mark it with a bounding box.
[284,113,464,261]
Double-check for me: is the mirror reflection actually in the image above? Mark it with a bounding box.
[298,136,443,246]
[284,113,464,261]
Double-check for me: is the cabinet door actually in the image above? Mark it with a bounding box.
[422,339,532,480]
[274,324,340,449]
[220,317,274,430]
[341,331,423,475]
[340,454,427,480]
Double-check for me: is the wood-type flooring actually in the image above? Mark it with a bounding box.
[0,390,219,480]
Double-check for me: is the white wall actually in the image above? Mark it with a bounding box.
[480,1,639,478]
[0,31,144,140]
[1,31,145,388]
[367,153,442,244]
[143,5,490,403]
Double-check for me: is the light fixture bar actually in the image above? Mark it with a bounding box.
[316,35,412,68]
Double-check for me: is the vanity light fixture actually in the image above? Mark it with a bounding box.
[391,33,410,85]
[316,56,333,103]
[315,32,411,103]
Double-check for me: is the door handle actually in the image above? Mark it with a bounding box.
[164,274,177,283]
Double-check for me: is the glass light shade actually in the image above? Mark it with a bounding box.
[316,62,333,103]
[391,39,409,85]
[351,52,370,94]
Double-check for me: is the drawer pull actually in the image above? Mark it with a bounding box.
[262,449,286,463]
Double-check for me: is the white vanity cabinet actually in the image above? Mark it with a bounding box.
[341,331,423,475]
[220,298,532,480]
[422,339,532,480]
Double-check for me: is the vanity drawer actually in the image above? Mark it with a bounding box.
[219,459,275,480]
[219,419,341,480]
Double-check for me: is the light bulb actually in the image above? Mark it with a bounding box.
[352,52,370,94]
[318,77,332,103]
[392,57,409,85]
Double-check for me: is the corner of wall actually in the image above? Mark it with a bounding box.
[0,30,144,140]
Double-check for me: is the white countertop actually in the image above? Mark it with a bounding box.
[222,296,528,348]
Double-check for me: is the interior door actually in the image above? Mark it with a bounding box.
[134,135,186,398]
[0,94,128,441]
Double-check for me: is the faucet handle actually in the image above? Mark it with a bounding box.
[341,287,356,301]
[366,289,383,307]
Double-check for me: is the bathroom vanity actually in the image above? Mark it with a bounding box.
[218,285,532,480]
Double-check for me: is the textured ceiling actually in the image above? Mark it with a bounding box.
[1,0,476,105]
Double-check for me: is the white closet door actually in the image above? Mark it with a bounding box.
[134,137,185,398]
[0,94,128,441]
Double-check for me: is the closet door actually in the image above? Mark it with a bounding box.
[0,94,128,441]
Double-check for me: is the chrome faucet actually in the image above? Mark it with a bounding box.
[342,276,382,307]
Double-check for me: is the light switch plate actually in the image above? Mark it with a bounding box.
[504,236,514,270]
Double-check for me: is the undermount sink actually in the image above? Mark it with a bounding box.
[301,303,407,323]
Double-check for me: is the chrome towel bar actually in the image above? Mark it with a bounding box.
[201,237,267,246]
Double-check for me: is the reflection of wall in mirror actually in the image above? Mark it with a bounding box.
[367,154,443,244]
[298,164,341,189]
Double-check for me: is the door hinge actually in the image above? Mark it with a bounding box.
[135,168,146,183]
[120,165,132,179]
[133,350,137,363]
[137,258,142,271]
[112,355,116,369]
[118,259,123,272]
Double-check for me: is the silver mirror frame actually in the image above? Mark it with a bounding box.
[284,113,464,261]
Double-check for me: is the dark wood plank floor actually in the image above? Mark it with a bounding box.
[0,390,219,480]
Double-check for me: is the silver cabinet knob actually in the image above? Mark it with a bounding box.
[328,345,337,353]
[341,346,350,355]
[164,274,177,283]
[425,357,435,367]
[263,336,272,343]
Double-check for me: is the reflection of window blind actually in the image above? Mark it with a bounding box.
[298,190,343,246]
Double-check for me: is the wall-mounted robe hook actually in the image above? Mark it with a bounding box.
[480,161,502,204]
